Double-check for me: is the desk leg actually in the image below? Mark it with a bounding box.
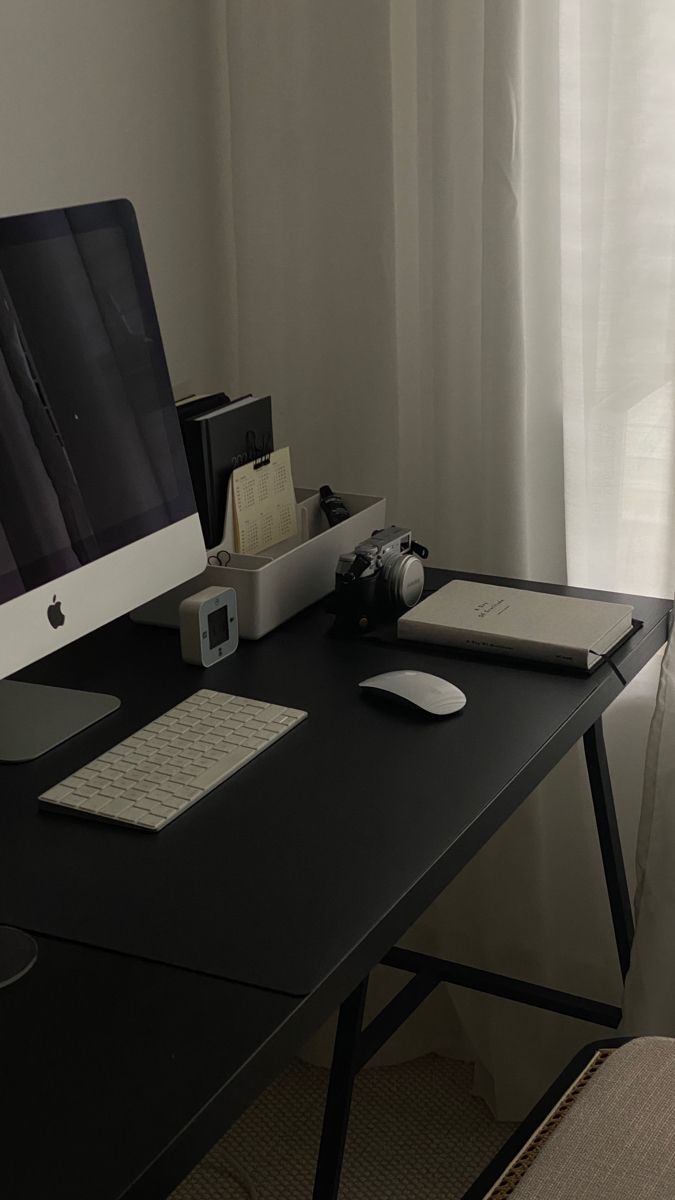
[583,719,635,981]
[309,720,633,1200]
[312,976,369,1200]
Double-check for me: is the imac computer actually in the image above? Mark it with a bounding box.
[0,199,206,982]
[0,198,206,753]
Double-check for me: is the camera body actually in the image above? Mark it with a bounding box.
[332,525,427,632]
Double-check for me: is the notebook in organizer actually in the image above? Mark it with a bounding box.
[176,390,230,421]
[179,394,273,548]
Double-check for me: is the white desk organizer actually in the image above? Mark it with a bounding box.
[132,489,386,640]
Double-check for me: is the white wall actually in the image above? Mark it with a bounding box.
[0,0,225,396]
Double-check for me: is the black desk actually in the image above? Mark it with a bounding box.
[2,935,297,1200]
[1,571,670,996]
[1,570,671,1199]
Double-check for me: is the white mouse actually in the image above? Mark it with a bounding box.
[359,670,467,716]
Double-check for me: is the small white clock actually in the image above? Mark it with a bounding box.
[179,586,239,667]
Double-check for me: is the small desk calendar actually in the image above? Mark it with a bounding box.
[231,446,298,555]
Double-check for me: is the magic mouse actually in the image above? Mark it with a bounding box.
[359,670,467,716]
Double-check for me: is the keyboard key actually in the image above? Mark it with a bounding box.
[71,767,98,782]
[124,786,149,802]
[126,768,148,782]
[95,796,133,817]
[160,780,193,799]
[66,792,95,809]
[99,785,123,800]
[99,767,123,782]
[193,746,253,790]
[128,794,155,811]
[78,794,116,813]
[156,795,187,812]
[144,800,177,817]
[171,784,202,802]
[134,811,165,829]
[41,784,73,802]
[261,704,286,722]
[120,805,149,821]
[147,786,178,804]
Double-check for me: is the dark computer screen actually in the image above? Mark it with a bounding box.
[0,199,195,604]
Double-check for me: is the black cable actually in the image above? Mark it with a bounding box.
[589,652,628,687]
[588,618,643,687]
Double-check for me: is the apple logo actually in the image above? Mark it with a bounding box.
[47,595,65,629]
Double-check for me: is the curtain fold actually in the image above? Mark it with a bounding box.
[216,0,675,1118]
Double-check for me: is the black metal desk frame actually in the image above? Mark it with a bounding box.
[312,718,634,1200]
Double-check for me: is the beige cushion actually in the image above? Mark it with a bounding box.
[492,1038,675,1199]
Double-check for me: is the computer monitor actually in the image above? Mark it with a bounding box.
[0,199,206,761]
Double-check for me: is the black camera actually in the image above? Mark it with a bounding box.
[330,525,428,632]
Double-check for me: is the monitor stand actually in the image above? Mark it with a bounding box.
[0,679,120,762]
[0,926,38,989]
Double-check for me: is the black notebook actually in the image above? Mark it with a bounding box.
[180,394,273,548]
[176,390,230,421]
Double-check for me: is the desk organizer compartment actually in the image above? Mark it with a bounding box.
[132,489,386,639]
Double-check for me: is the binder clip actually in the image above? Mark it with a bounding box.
[245,429,272,470]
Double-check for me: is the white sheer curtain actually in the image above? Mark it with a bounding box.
[214,0,675,1117]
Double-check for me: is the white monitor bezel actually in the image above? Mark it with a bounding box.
[1,513,205,679]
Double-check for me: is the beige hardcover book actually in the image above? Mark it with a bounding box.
[397,579,634,669]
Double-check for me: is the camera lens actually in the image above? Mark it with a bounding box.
[383,554,424,610]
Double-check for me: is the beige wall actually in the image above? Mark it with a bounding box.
[0,0,225,396]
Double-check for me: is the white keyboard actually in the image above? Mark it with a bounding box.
[39,689,307,832]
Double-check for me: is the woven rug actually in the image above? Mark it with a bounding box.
[171,1055,515,1200]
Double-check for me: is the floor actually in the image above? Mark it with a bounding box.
[172,1055,516,1200]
